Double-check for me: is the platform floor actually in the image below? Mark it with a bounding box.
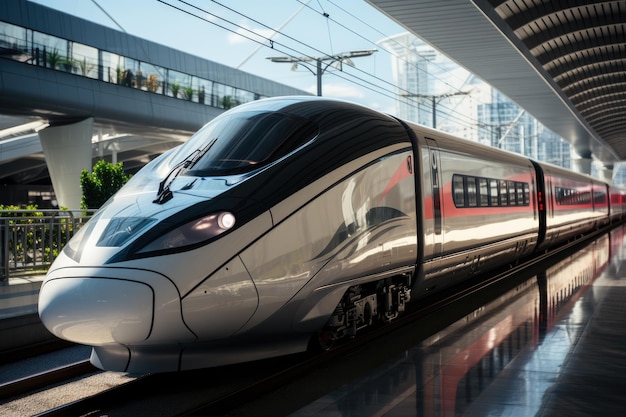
[0,274,44,320]
[290,225,626,417]
[3,227,626,416]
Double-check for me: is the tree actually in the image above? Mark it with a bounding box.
[80,160,130,209]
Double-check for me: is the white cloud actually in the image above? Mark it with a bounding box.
[301,83,397,116]
[227,25,276,45]
[318,83,366,99]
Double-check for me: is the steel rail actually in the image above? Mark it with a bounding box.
[0,360,97,400]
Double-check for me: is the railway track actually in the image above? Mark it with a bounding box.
[0,315,73,365]
[1,229,609,417]
[0,360,97,400]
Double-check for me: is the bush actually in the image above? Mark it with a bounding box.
[80,160,130,209]
[0,204,42,216]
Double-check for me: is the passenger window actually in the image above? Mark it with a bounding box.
[467,177,477,207]
[453,175,465,207]
[453,175,529,208]
[490,179,499,206]
[524,183,530,205]
[508,181,516,206]
[516,182,524,205]
[479,178,489,207]
[500,180,508,206]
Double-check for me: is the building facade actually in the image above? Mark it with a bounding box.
[379,32,572,170]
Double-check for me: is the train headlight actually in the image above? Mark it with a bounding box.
[217,212,236,229]
[137,211,236,253]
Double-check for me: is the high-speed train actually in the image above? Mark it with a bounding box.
[38,96,624,373]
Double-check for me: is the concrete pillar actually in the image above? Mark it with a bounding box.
[38,118,93,209]
[572,157,592,176]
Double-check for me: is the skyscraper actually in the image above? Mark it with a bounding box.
[379,32,572,170]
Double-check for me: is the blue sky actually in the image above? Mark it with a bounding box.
[29,0,409,114]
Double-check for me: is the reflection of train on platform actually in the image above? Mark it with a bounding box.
[609,224,626,276]
[305,230,615,416]
[37,96,626,373]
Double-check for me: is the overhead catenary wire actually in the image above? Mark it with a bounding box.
[236,0,312,69]
[157,0,410,102]
[91,0,127,33]
[302,0,480,100]
[90,0,512,138]
[155,0,495,134]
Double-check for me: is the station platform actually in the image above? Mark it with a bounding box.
[290,225,626,416]
[2,226,626,416]
[0,274,44,320]
[0,274,49,354]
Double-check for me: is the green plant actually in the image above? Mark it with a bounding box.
[116,66,125,84]
[80,160,130,209]
[77,58,95,76]
[182,86,194,100]
[0,204,42,217]
[1,205,44,264]
[170,81,180,98]
[59,56,75,72]
[221,95,236,109]
[46,49,62,69]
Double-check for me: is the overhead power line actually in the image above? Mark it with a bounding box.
[267,49,377,96]
[154,0,491,131]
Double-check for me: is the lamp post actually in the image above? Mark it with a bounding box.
[401,91,470,129]
[267,49,377,96]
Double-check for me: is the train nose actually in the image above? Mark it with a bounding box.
[38,277,153,345]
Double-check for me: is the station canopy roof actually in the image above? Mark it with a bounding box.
[367,0,626,168]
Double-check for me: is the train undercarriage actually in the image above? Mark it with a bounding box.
[315,273,413,350]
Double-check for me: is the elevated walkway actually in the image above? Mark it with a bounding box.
[0,0,308,209]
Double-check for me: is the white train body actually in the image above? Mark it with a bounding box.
[38,97,614,373]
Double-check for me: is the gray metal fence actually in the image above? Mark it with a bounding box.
[0,209,95,281]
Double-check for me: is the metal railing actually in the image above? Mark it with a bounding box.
[0,209,95,282]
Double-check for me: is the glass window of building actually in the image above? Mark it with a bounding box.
[0,22,28,56]
[101,51,124,84]
[167,69,189,98]
[33,32,68,70]
[0,21,266,113]
[236,89,256,105]
[196,78,212,105]
[215,83,237,109]
[140,62,165,94]
[71,42,98,79]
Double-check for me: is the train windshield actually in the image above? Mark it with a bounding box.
[179,110,319,176]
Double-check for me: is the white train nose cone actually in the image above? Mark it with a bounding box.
[38,277,153,345]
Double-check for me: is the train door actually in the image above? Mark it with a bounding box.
[531,161,547,247]
[423,138,443,272]
[545,176,554,219]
